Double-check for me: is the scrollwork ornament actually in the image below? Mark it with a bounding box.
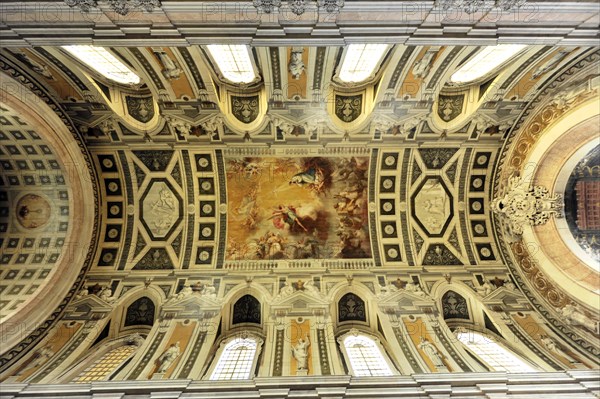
[492,175,563,242]
[254,0,282,13]
[318,0,344,13]
[64,0,98,12]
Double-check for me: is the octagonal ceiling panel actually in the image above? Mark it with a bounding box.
[140,179,182,240]
[412,177,453,237]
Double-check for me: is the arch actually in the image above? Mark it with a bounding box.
[441,290,470,321]
[124,297,156,327]
[232,295,261,325]
[337,330,397,377]
[338,293,367,323]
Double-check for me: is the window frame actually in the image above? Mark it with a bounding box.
[333,44,391,85]
[336,329,398,377]
[204,45,260,85]
[61,45,141,86]
[205,333,264,381]
[455,328,539,373]
[448,44,527,86]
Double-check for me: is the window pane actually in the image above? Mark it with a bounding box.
[450,45,526,84]
[457,330,536,372]
[343,335,393,376]
[206,45,257,84]
[338,44,389,83]
[210,338,257,380]
[73,345,137,383]
[62,46,140,85]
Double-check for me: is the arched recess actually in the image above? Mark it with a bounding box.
[201,285,268,380]
[0,71,97,356]
[431,282,547,372]
[328,282,377,330]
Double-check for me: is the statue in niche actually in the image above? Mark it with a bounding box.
[155,49,182,79]
[157,341,181,374]
[540,335,577,364]
[559,304,598,333]
[292,334,310,371]
[16,346,53,375]
[288,48,305,80]
[417,337,445,369]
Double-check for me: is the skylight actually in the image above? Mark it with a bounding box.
[206,45,257,84]
[62,45,140,85]
[450,44,526,84]
[338,44,389,83]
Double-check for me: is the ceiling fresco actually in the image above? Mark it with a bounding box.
[225,156,371,260]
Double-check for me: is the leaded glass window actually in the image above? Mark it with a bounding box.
[342,334,393,377]
[73,345,137,383]
[456,330,536,372]
[210,338,258,380]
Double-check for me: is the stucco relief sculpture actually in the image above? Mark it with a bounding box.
[558,304,599,334]
[418,337,446,370]
[492,175,563,242]
[156,342,181,374]
[165,116,192,136]
[289,48,306,80]
[532,50,571,79]
[540,335,577,363]
[154,49,182,80]
[477,280,495,297]
[292,335,310,373]
[412,49,437,79]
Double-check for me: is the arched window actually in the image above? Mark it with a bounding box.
[337,44,390,83]
[209,337,262,380]
[62,46,140,85]
[456,330,537,372]
[72,345,137,383]
[232,295,261,325]
[338,332,394,376]
[449,45,526,84]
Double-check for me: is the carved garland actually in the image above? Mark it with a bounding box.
[492,49,600,358]
[0,57,101,371]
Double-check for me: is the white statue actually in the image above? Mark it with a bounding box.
[379,282,399,297]
[99,287,115,303]
[75,287,89,300]
[559,304,598,333]
[288,48,305,80]
[404,281,428,298]
[292,335,310,371]
[17,346,53,375]
[478,280,495,297]
[155,50,182,79]
[418,337,445,369]
[412,49,437,79]
[15,51,55,80]
[166,116,192,136]
[504,280,517,291]
[532,50,570,79]
[201,283,217,298]
[169,285,193,302]
[200,114,223,135]
[540,335,577,363]
[276,281,294,300]
[157,342,181,373]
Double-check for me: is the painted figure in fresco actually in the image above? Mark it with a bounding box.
[270,205,308,232]
[157,342,181,374]
[418,337,445,369]
[289,167,325,193]
[292,335,310,371]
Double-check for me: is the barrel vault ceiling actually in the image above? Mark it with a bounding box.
[0,39,599,368]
